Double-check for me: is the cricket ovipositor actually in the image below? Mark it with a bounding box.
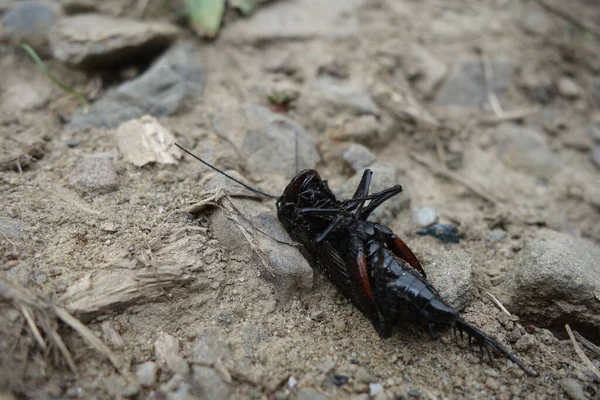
[175,143,537,377]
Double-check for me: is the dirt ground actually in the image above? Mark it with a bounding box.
[1,0,600,399]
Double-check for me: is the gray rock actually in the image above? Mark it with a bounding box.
[557,77,582,99]
[0,216,23,239]
[0,1,57,51]
[434,61,512,109]
[488,228,507,242]
[494,124,561,180]
[412,207,438,228]
[68,42,204,130]
[369,383,384,396]
[70,152,119,193]
[49,13,178,68]
[356,367,378,383]
[426,249,473,310]
[315,76,380,116]
[502,231,600,333]
[208,195,314,299]
[213,104,319,179]
[136,361,158,387]
[592,145,600,170]
[331,115,380,144]
[588,124,600,143]
[222,0,366,42]
[561,378,586,400]
[160,375,196,400]
[337,162,410,226]
[342,143,376,173]
[520,5,551,36]
[154,333,190,376]
[297,388,328,400]
[192,366,230,400]
[404,43,448,98]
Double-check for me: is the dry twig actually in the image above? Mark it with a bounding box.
[484,290,512,317]
[572,330,600,358]
[565,324,600,380]
[410,153,503,205]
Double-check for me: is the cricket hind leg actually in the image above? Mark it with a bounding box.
[373,224,427,279]
[455,319,537,377]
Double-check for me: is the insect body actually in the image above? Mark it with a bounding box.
[174,144,536,377]
[276,169,536,376]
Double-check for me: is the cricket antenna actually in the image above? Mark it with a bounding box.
[174,143,279,200]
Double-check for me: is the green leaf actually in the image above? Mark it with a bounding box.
[229,0,255,15]
[20,43,89,110]
[184,0,226,37]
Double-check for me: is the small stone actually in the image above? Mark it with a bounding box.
[136,361,158,387]
[416,224,462,244]
[412,207,438,228]
[485,377,500,390]
[332,115,380,144]
[557,77,582,99]
[0,1,57,51]
[356,367,378,384]
[342,143,377,172]
[154,333,189,376]
[502,230,600,334]
[193,366,230,400]
[297,388,328,400]
[369,383,384,396]
[520,5,551,35]
[488,228,507,242]
[315,76,380,116]
[0,217,23,239]
[513,334,536,352]
[407,390,421,398]
[426,249,473,310]
[70,153,119,194]
[561,378,586,400]
[65,138,80,148]
[288,376,297,388]
[333,318,346,332]
[213,104,319,179]
[49,13,178,68]
[122,381,140,398]
[116,116,182,167]
[67,42,204,130]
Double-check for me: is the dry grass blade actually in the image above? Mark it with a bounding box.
[48,328,78,374]
[484,290,511,317]
[572,330,600,358]
[565,324,600,380]
[54,307,123,373]
[20,305,46,350]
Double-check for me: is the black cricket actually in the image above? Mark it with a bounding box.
[175,144,537,377]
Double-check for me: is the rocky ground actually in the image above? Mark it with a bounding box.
[1,0,600,399]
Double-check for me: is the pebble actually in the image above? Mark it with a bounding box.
[333,318,346,332]
[407,390,421,398]
[425,249,473,310]
[122,381,140,398]
[69,153,119,194]
[192,366,230,400]
[561,378,586,400]
[332,374,349,387]
[356,367,378,384]
[49,13,178,68]
[416,224,462,244]
[315,76,381,116]
[342,143,377,172]
[0,216,23,239]
[136,361,158,387]
[502,230,600,334]
[213,104,320,179]
[369,383,384,396]
[154,333,189,376]
[557,77,582,99]
[412,207,438,228]
[513,334,536,352]
[488,228,507,242]
[0,1,57,51]
[434,61,512,109]
[116,116,181,167]
[68,42,204,130]
[64,138,80,148]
